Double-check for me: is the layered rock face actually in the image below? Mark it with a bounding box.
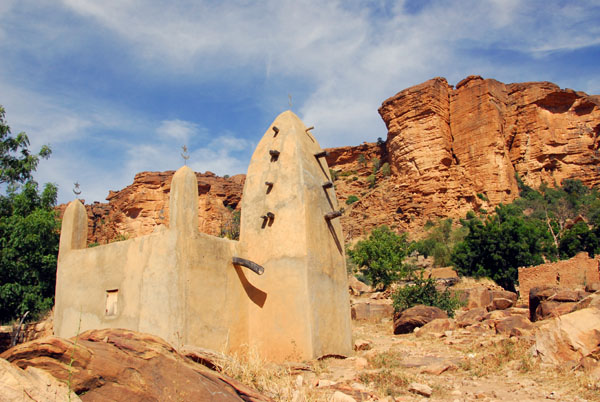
[64,76,600,242]
[376,76,600,230]
[58,171,244,244]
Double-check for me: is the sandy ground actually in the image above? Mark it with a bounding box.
[244,319,598,402]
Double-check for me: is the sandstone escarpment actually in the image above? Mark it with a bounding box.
[375,75,599,231]
[64,76,600,243]
[59,171,244,244]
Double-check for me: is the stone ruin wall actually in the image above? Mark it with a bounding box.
[518,252,600,302]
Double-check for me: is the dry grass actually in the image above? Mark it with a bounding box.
[452,276,503,290]
[366,350,404,369]
[460,337,537,377]
[220,348,294,400]
[219,347,330,401]
[359,369,410,397]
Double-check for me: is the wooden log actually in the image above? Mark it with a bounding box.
[233,257,265,275]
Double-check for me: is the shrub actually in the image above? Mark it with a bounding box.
[348,226,412,288]
[381,162,391,177]
[371,157,381,173]
[367,174,376,188]
[329,169,338,181]
[346,195,359,205]
[357,154,366,167]
[220,209,241,240]
[392,274,464,317]
[413,218,467,267]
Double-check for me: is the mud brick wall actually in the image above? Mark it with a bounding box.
[518,252,600,302]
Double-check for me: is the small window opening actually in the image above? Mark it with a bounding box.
[105,289,119,316]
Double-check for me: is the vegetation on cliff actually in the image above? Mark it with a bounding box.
[351,178,600,303]
[347,225,411,289]
[0,106,58,323]
[451,178,600,291]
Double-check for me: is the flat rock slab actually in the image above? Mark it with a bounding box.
[1,328,270,402]
[0,358,81,402]
[535,307,600,365]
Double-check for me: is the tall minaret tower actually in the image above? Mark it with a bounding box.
[239,111,352,361]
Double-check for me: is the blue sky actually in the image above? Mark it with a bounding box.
[1,0,599,204]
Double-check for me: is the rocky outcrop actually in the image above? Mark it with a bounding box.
[373,75,600,232]
[534,307,600,366]
[0,358,81,402]
[393,305,448,334]
[529,286,590,321]
[1,328,270,401]
[64,76,600,243]
[59,171,245,244]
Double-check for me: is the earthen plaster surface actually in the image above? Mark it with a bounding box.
[54,111,352,361]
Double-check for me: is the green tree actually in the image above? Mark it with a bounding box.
[559,221,599,258]
[414,218,467,267]
[348,226,412,288]
[451,204,555,291]
[0,106,58,323]
[1,107,51,185]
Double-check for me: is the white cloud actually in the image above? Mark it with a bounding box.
[156,119,202,143]
[2,0,599,204]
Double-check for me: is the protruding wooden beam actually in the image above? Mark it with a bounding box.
[322,181,333,189]
[261,212,275,221]
[233,257,265,275]
[272,126,280,136]
[314,150,329,158]
[305,126,314,132]
[324,210,343,220]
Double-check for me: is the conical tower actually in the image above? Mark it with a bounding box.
[239,110,352,361]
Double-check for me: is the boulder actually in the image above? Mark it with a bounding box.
[536,301,577,320]
[348,276,373,295]
[534,308,600,365]
[0,358,81,402]
[492,290,518,303]
[574,292,600,311]
[456,308,487,327]
[351,299,394,321]
[495,315,534,336]
[1,328,270,402]
[393,305,448,335]
[415,318,456,338]
[408,382,433,397]
[462,288,493,309]
[489,298,514,311]
[529,286,589,321]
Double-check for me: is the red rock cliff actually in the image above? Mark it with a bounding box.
[61,76,600,243]
[58,171,244,244]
